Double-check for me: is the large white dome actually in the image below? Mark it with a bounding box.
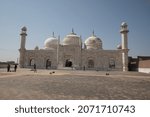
[85,33,102,50]
[63,30,82,46]
[44,36,58,49]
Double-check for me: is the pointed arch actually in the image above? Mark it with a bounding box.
[46,59,51,69]
[109,58,115,68]
[65,59,72,67]
[88,59,94,68]
[29,58,35,66]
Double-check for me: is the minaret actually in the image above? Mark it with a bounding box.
[57,35,60,68]
[19,26,27,68]
[120,22,129,71]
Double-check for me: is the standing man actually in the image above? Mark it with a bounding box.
[7,64,10,72]
[14,64,17,72]
[34,64,37,73]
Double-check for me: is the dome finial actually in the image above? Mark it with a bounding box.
[52,32,55,37]
[72,28,74,34]
[92,30,95,36]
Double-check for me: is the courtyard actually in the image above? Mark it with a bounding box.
[0,68,150,100]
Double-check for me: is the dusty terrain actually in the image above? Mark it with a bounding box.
[0,68,150,100]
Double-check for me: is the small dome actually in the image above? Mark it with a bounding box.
[117,44,122,49]
[120,22,129,33]
[63,29,82,46]
[34,46,39,50]
[121,22,127,26]
[44,35,58,49]
[21,26,27,31]
[85,33,102,50]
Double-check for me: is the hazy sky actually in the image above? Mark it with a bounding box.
[0,0,150,62]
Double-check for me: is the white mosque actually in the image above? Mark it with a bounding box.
[19,22,129,71]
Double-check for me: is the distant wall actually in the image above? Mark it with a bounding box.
[0,63,8,68]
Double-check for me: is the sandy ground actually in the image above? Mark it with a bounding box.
[0,68,150,100]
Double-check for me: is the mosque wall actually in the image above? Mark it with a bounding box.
[24,49,57,69]
[22,47,123,71]
[81,49,122,70]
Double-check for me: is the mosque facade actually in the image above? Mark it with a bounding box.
[19,22,129,71]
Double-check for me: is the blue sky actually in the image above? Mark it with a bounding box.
[0,0,150,62]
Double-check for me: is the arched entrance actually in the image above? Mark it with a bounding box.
[46,59,51,69]
[65,59,72,67]
[88,59,94,68]
[29,59,35,66]
[109,58,115,69]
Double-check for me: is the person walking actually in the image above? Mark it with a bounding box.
[33,64,37,73]
[7,64,10,72]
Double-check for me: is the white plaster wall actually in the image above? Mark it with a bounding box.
[138,68,150,74]
[21,47,123,70]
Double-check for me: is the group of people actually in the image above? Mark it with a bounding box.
[7,64,37,73]
[7,64,17,72]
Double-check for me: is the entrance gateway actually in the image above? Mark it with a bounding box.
[46,59,51,69]
[65,59,72,67]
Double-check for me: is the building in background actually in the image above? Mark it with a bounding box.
[128,56,150,73]
[137,56,150,73]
